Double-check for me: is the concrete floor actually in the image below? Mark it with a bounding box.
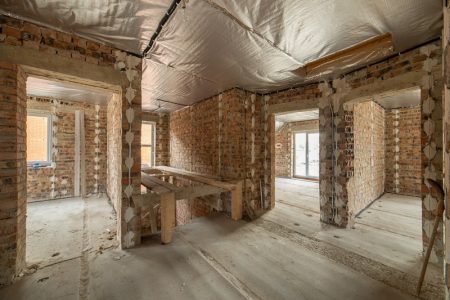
[0,181,444,299]
[271,177,443,299]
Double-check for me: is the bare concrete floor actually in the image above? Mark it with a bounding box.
[270,177,443,299]
[0,184,443,299]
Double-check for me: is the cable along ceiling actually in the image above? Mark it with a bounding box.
[0,0,442,112]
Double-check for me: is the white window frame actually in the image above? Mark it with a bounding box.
[141,121,155,167]
[27,110,52,167]
[292,130,319,179]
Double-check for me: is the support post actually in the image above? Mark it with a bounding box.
[231,180,243,220]
[160,192,176,244]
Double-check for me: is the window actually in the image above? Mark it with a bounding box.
[27,112,52,165]
[141,122,155,167]
[294,132,319,178]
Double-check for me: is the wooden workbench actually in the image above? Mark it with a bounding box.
[138,167,243,244]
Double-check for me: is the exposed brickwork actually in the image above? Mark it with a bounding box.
[107,94,122,213]
[275,120,319,177]
[0,62,27,285]
[0,15,116,67]
[385,107,421,196]
[348,101,385,217]
[169,89,264,220]
[267,40,442,242]
[26,96,107,201]
[0,15,142,284]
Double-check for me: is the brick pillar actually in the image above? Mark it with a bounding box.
[0,61,27,285]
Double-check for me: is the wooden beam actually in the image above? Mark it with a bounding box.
[308,33,392,71]
[155,166,235,190]
[175,185,225,200]
[292,33,394,78]
[231,180,243,220]
[160,192,176,244]
[141,172,179,192]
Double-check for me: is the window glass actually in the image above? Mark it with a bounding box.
[27,115,50,163]
[141,122,154,167]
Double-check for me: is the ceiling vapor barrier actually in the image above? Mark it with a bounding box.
[0,0,442,112]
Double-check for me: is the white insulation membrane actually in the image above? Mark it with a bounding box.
[27,76,114,106]
[0,0,172,54]
[0,0,442,112]
[145,0,441,111]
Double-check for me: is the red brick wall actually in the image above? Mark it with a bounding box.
[26,97,107,201]
[0,62,27,285]
[275,120,319,177]
[348,101,385,216]
[169,90,264,221]
[0,14,143,280]
[0,15,116,67]
[385,106,421,196]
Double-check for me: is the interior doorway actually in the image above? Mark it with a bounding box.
[273,109,320,214]
[25,76,119,267]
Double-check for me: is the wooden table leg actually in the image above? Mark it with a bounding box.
[160,192,175,244]
[231,181,243,221]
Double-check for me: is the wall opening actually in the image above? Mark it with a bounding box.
[273,109,320,216]
[24,75,121,267]
[345,87,441,274]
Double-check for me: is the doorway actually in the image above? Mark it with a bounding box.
[25,76,119,266]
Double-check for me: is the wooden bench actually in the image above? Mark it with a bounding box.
[138,167,243,244]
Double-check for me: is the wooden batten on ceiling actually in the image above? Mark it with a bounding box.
[293,33,394,78]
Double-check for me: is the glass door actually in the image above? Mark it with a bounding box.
[294,132,319,178]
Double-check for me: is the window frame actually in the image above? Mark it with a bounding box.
[141,121,156,167]
[27,110,52,167]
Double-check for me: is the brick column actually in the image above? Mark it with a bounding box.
[0,62,27,285]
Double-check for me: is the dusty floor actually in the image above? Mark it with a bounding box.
[0,181,444,299]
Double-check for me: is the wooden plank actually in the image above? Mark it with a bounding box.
[160,192,176,244]
[231,180,243,220]
[141,172,178,192]
[154,166,236,190]
[175,185,226,200]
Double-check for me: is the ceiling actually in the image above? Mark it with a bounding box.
[0,0,442,112]
[27,76,114,105]
[276,110,319,123]
[373,88,421,109]
[0,0,172,54]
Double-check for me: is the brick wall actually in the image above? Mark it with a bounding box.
[0,14,143,284]
[266,41,441,258]
[0,15,115,67]
[385,106,421,196]
[275,120,319,177]
[107,94,122,213]
[169,89,264,221]
[348,101,385,216]
[26,96,107,201]
[0,62,27,285]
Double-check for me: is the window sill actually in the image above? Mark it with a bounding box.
[27,163,52,169]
